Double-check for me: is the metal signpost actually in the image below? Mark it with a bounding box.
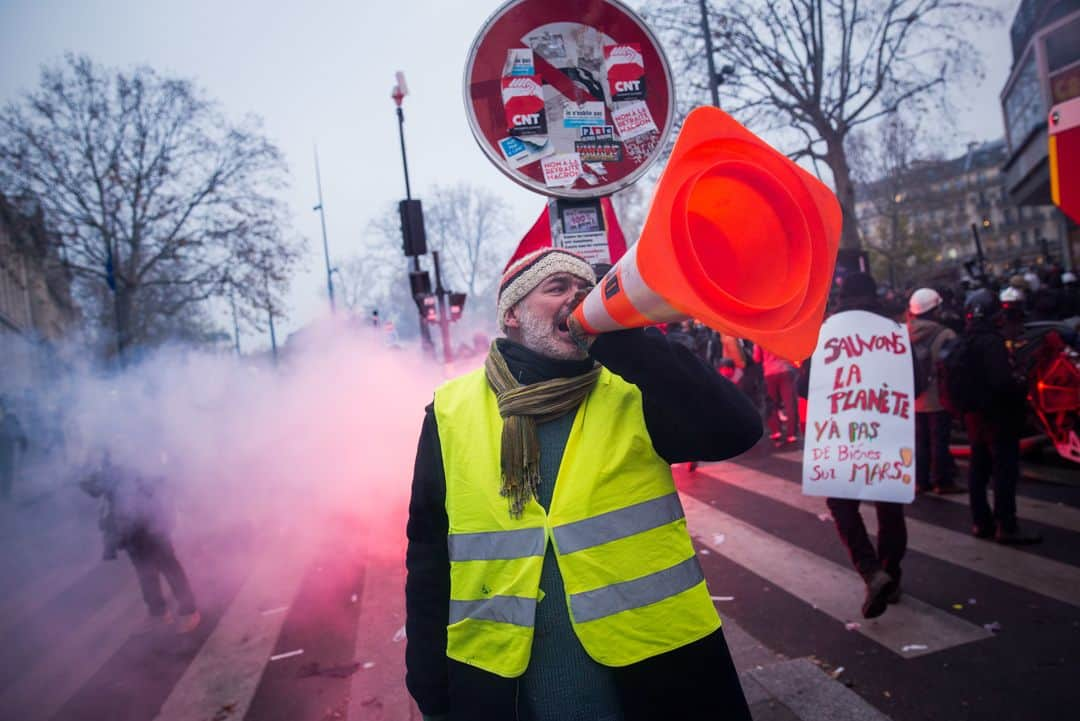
[463,0,675,269]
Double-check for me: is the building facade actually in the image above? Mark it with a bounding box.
[999,0,1079,263]
[855,140,1066,284]
[0,193,78,397]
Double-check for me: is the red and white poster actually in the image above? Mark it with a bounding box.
[604,43,646,101]
[502,75,547,136]
[612,101,657,141]
[541,152,583,187]
[802,311,916,504]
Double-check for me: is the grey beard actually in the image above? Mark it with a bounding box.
[516,304,586,360]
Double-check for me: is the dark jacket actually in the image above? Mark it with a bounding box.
[963,320,1026,425]
[908,316,956,413]
[405,327,761,721]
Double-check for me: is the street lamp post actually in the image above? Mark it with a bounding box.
[392,72,435,353]
[312,145,336,311]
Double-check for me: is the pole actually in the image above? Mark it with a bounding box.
[264,271,278,365]
[433,250,453,364]
[229,290,241,356]
[394,87,433,353]
[698,0,721,108]
[268,308,278,364]
[397,106,412,201]
[970,223,986,279]
[313,145,336,311]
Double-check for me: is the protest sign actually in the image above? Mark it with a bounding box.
[802,310,916,503]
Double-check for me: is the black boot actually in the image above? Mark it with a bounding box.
[861,570,898,619]
[995,523,1042,545]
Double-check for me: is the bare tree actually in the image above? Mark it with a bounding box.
[643,0,997,249]
[339,204,419,338]
[423,183,514,300]
[340,184,515,342]
[611,181,653,246]
[850,116,933,286]
[0,54,301,356]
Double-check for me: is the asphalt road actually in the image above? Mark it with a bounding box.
[0,443,1076,721]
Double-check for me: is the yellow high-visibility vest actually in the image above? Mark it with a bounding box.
[434,366,720,678]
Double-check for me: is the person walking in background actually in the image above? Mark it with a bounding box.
[959,291,1042,545]
[753,343,799,447]
[80,451,202,632]
[907,288,962,495]
[0,397,28,501]
[821,273,907,618]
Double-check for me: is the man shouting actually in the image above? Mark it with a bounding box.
[405,248,761,721]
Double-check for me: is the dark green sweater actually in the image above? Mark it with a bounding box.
[518,410,623,721]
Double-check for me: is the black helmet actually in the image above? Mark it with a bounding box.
[964,288,999,322]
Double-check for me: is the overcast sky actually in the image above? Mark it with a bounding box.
[0,0,1016,348]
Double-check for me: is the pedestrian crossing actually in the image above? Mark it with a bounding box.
[0,565,143,721]
[774,449,1080,534]
[682,491,994,657]
[0,456,1076,721]
[698,462,1080,608]
[152,536,312,721]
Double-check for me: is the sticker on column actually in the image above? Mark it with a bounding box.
[504,48,535,77]
[502,76,547,136]
[605,43,646,101]
[541,153,583,188]
[498,136,554,169]
[612,101,657,141]
[563,101,605,129]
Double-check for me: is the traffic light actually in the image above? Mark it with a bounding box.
[420,294,437,323]
[409,269,432,298]
[399,199,427,256]
[449,292,467,321]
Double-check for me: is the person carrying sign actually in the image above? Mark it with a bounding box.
[405,248,761,721]
[812,273,908,619]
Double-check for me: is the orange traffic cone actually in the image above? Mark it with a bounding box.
[572,106,841,361]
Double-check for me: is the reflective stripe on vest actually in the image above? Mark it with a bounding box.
[449,527,546,561]
[569,555,704,623]
[449,595,537,626]
[435,367,720,676]
[552,492,684,555]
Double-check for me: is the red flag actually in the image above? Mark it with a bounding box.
[503,197,629,271]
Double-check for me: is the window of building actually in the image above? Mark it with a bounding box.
[1044,16,1080,73]
[1004,51,1046,151]
[0,255,30,331]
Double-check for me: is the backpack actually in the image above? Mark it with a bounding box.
[911,326,944,398]
[938,335,981,414]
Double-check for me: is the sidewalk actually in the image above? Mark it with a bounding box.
[723,618,892,721]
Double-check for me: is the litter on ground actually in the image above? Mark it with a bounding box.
[297,661,362,679]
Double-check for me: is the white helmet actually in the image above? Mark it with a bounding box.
[908,288,943,316]
[999,286,1024,304]
[1023,272,1040,293]
[1063,271,1077,285]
